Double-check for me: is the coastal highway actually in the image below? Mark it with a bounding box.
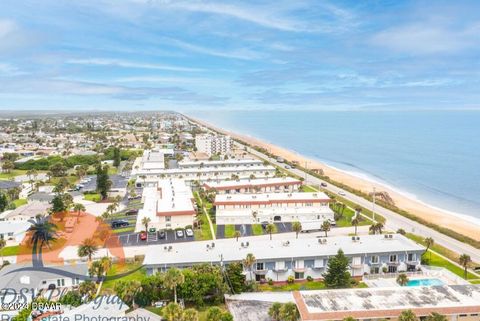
[237,142,480,264]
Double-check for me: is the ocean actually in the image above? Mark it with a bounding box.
[187,110,480,223]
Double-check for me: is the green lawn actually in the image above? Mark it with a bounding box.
[470,279,480,284]
[50,175,79,185]
[0,245,19,256]
[224,225,236,238]
[423,250,476,280]
[0,169,27,179]
[12,198,28,207]
[258,280,368,292]
[112,227,134,234]
[323,190,386,223]
[252,224,264,236]
[300,185,318,192]
[84,193,101,202]
[335,205,371,228]
[108,167,118,175]
[101,262,146,292]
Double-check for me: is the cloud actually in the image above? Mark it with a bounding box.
[0,63,26,76]
[0,19,17,38]
[66,58,203,72]
[371,22,480,55]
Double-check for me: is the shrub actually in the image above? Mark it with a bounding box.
[287,276,295,284]
[306,275,313,282]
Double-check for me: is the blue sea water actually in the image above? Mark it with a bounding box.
[187,110,480,223]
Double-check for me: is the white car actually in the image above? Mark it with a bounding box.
[176,230,184,238]
[185,228,194,237]
[338,190,346,196]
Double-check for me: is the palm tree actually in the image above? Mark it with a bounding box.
[183,308,199,321]
[351,217,360,235]
[123,280,142,307]
[268,302,282,321]
[398,310,418,321]
[0,238,6,265]
[343,317,356,321]
[142,217,151,232]
[321,220,331,237]
[28,216,58,266]
[279,302,300,321]
[396,273,409,286]
[234,230,241,241]
[369,222,384,235]
[78,237,98,262]
[292,221,302,239]
[164,268,185,304]
[162,302,184,321]
[424,237,434,261]
[100,256,112,274]
[78,280,97,300]
[243,253,256,282]
[73,203,86,216]
[265,223,276,240]
[426,312,448,321]
[459,254,471,279]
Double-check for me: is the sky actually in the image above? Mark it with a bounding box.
[0,0,479,111]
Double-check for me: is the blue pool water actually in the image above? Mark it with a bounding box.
[407,278,444,287]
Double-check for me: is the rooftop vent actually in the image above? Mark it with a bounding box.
[318,238,327,244]
[20,276,30,285]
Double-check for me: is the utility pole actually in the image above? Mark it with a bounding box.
[304,161,309,184]
[372,186,376,222]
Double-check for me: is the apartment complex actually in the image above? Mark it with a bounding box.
[203,177,302,194]
[214,192,334,225]
[135,179,196,232]
[143,234,424,281]
[195,134,232,156]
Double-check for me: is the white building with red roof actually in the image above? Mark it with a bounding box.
[135,179,196,232]
[214,191,334,225]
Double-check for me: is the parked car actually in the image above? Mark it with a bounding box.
[111,220,129,229]
[185,228,194,237]
[128,195,141,200]
[261,221,269,229]
[158,230,166,239]
[176,230,184,238]
[139,232,147,241]
[125,209,138,216]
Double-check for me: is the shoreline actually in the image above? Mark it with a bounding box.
[188,115,480,242]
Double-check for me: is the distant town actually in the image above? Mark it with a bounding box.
[0,112,478,321]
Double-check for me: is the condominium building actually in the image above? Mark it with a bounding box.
[203,177,302,194]
[143,234,424,281]
[195,134,232,156]
[214,192,334,225]
[135,179,196,232]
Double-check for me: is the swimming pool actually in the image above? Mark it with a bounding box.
[407,278,444,286]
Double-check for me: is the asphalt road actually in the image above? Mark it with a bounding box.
[238,142,480,264]
[113,229,196,247]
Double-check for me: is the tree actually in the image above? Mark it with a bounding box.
[398,310,418,321]
[162,302,184,321]
[292,221,302,239]
[265,223,276,240]
[234,230,241,241]
[243,253,256,282]
[50,193,67,213]
[323,249,351,288]
[96,164,111,200]
[0,238,6,265]
[369,222,384,235]
[321,220,331,237]
[426,312,448,321]
[220,312,234,321]
[88,260,105,280]
[113,147,121,167]
[424,237,434,261]
[58,290,82,307]
[0,193,8,212]
[459,254,471,279]
[268,302,282,321]
[205,307,223,321]
[49,162,67,177]
[279,302,300,321]
[225,262,246,294]
[78,238,98,262]
[79,280,96,300]
[73,203,86,216]
[142,217,151,232]
[351,217,360,236]
[183,308,199,321]
[29,216,58,250]
[164,267,185,304]
[1,160,14,173]
[396,273,409,286]
[115,280,142,307]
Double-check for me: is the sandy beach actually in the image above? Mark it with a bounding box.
[191,117,480,242]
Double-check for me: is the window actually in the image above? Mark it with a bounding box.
[370,256,379,264]
[165,216,171,222]
[294,272,304,279]
[388,266,397,273]
[256,262,264,271]
[407,253,415,262]
[389,255,397,263]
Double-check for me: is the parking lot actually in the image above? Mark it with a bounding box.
[216,222,292,239]
[113,228,197,247]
